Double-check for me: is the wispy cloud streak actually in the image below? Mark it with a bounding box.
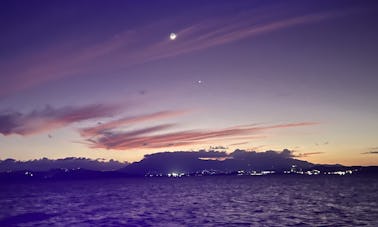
[0,104,121,136]
[80,110,188,137]
[86,122,318,150]
[295,152,324,158]
[361,151,378,155]
[0,6,352,97]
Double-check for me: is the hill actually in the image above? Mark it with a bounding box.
[120,149,314,176]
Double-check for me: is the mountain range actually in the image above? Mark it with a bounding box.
[1,150,377,181]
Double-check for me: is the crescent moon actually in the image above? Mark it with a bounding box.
[170,33,177,40]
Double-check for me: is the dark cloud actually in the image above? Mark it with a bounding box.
[0,113,21,135]
[315,141,329,146]
[361,151,378,155]
[228,142,249,146]
[0,104,121,136]
[230,149,294,159]
[295,152,324,158]
[145,150,228,159]
[209,146,228,150]
[138,90,147,95]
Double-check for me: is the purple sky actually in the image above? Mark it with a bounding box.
[1,0,377,165]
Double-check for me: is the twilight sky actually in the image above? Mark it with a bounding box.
[1,0,377,165]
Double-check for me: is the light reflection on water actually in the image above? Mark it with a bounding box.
[0,176,377,226]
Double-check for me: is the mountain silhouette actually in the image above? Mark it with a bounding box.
[120,149,314,175]
[0,157,127,172]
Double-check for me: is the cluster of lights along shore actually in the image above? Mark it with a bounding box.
[15,166,358,179]
[145,165,357,178]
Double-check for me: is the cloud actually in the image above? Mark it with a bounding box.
[153,11,338,59]
[209,146,228,150]
[361,151,378,155]
[230,148,294,159]
[0,104,121,136]
[80,110,189,137]
[145,150,228,160]
[295,152,324,158]
[119,9,350,73]
[0,5,353,97]
[86,121,318,150]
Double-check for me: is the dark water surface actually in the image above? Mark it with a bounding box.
[0,175,377,226]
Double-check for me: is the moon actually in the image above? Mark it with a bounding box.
[169,33,177,40]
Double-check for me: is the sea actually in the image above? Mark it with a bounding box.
[0,175,377,226]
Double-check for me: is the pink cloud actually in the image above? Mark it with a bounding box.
[0,104,122,136]
[86,122,318,150]
[80,110,189,137]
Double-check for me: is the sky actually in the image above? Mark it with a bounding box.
[0,0,377,166]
